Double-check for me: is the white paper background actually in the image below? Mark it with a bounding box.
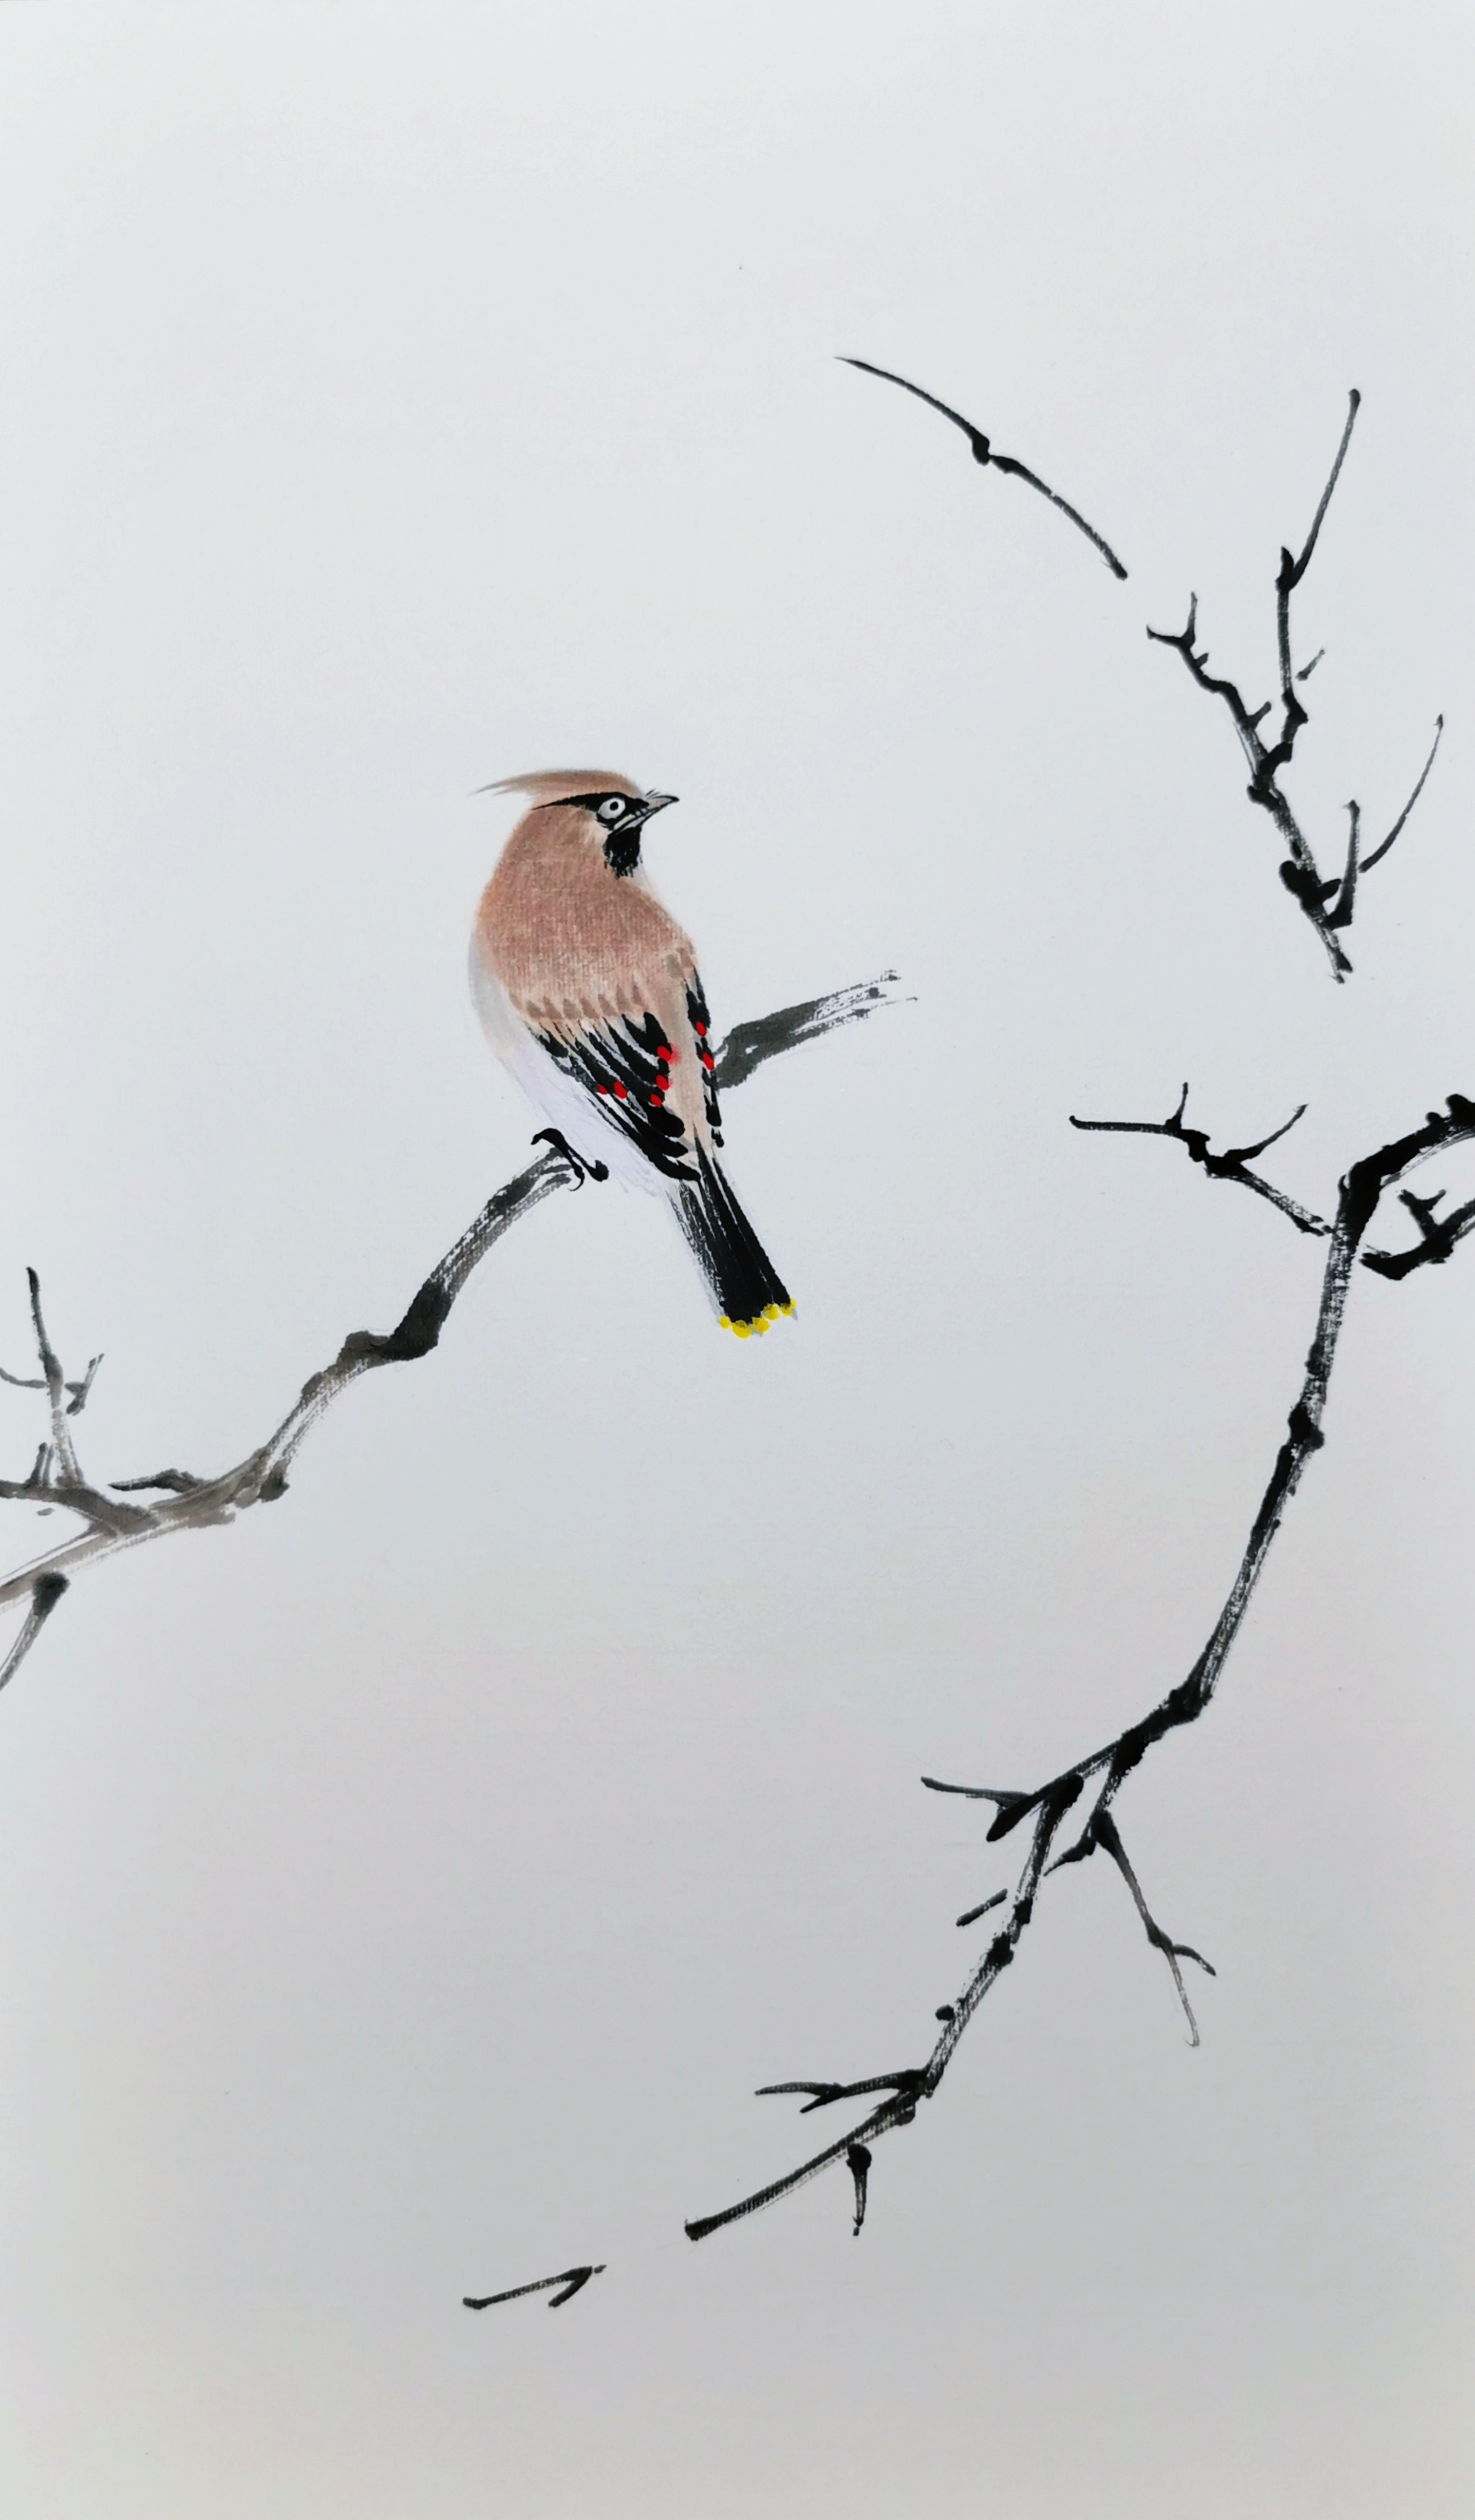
[1,5,1472,2512]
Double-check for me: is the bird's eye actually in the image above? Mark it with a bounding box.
[598,797,626,823]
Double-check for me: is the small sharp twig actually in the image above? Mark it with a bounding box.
[840,358,1129,580]
[0,1573,68,1696]
[845,2142,872,2237]
[27,1271,85,1489]
[1069,1084,1330,1236]
[1359,718,1444,875]
[1086,1811,1215,2046]
[1327,800,1361,932]
[463,2262,606,2312]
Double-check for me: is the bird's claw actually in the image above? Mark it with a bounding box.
[532,1129,609,1187]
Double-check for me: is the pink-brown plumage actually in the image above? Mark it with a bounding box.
[470,773,793,1334]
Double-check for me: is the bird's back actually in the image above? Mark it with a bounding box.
[476,814,696,1031]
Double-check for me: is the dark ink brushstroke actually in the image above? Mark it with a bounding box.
[0,975,908,1675]
[464,2262,606,2312]
[840,358,1129,580]
[714,973,908,1093]
[1069,1084,1328,1236]
[1145,392,1442,978]
[686,1090,1475,2243]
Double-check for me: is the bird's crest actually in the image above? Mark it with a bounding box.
[478,769,641,804]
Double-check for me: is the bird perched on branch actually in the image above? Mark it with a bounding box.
[470,771,793,1338]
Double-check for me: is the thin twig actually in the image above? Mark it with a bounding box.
[27,1271,85,1489]
[464,2263,605,2311]
[1069,1084,1329,1236]
[840,359,1129,580]
[1145,393,1441,976]
[1359,718,1444,874]
[1086,1810,1215,2047]
[0,1573,68,1696]
[1327,801,1361,932]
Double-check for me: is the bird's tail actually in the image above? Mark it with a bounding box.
[674,1150,793,1337]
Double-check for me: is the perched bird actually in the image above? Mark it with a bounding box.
[470,770,793,1338]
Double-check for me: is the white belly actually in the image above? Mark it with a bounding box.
[469,946,664,1196]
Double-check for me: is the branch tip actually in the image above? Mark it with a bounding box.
[842,355,1128,576]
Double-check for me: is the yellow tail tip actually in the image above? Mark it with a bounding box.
[718,1304,796,1337]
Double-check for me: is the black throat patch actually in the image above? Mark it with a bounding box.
[603,829,642,877]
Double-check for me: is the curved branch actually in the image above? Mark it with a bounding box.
[0,974,908,1640]
[685,1090,1475,2244]
[840,358,1129,580]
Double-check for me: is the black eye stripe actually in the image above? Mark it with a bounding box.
[533,791,635,817]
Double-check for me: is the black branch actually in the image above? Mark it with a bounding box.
[0,975,908,1696]
[841,358,1129,580]
[1070,1084,1329,1236]
[684,1090,1475,2245]
[1146,394,1443,979]
[464,2262,606,2312]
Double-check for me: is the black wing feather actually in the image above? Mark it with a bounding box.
[532,1009,695,1178]
[684,977,725,1148]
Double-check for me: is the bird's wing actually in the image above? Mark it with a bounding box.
[682,972,725,1145]
[531,1004,699,1179]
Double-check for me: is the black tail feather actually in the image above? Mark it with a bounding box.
[674,1151,793,1335]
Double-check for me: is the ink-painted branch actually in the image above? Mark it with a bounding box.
[0,975,908,1691]
[1069,1084,1330,1236]
[464,2262,605,2312]
[685,1091,1475,2245]
[1146,394,1443,979]
[841,359,1129,580]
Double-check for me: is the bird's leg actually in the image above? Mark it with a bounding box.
[530,1129,609,1187]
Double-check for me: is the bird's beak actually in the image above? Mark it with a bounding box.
[642,793,678,817]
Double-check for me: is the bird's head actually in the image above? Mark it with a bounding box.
[479,770,678,877]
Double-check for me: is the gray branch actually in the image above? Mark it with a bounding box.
[0,975,908,1656]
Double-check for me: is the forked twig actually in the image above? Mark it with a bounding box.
[1070,1084,1328,1236]
[1147,394,1442,976]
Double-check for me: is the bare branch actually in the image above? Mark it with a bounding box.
[0,1573,68,1696]
[0,980,901,1654]
[845,2142,872,2237]
[1326,801,1361,932]
[686,1090,1475,2243]
[1141,390,1449,979]
[714,970,908,1092]
[840,358,1129,580]
[1359,717,1444,875]
[1145,594,1350,981]
[1088,1811,1215,2047]
[1069,1084,1330,1236]
[463,2263,606,2311]
[27,1271,85,1489]
[1279,390,1360,611]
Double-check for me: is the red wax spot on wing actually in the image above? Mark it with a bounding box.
[612,1081,627,1099]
